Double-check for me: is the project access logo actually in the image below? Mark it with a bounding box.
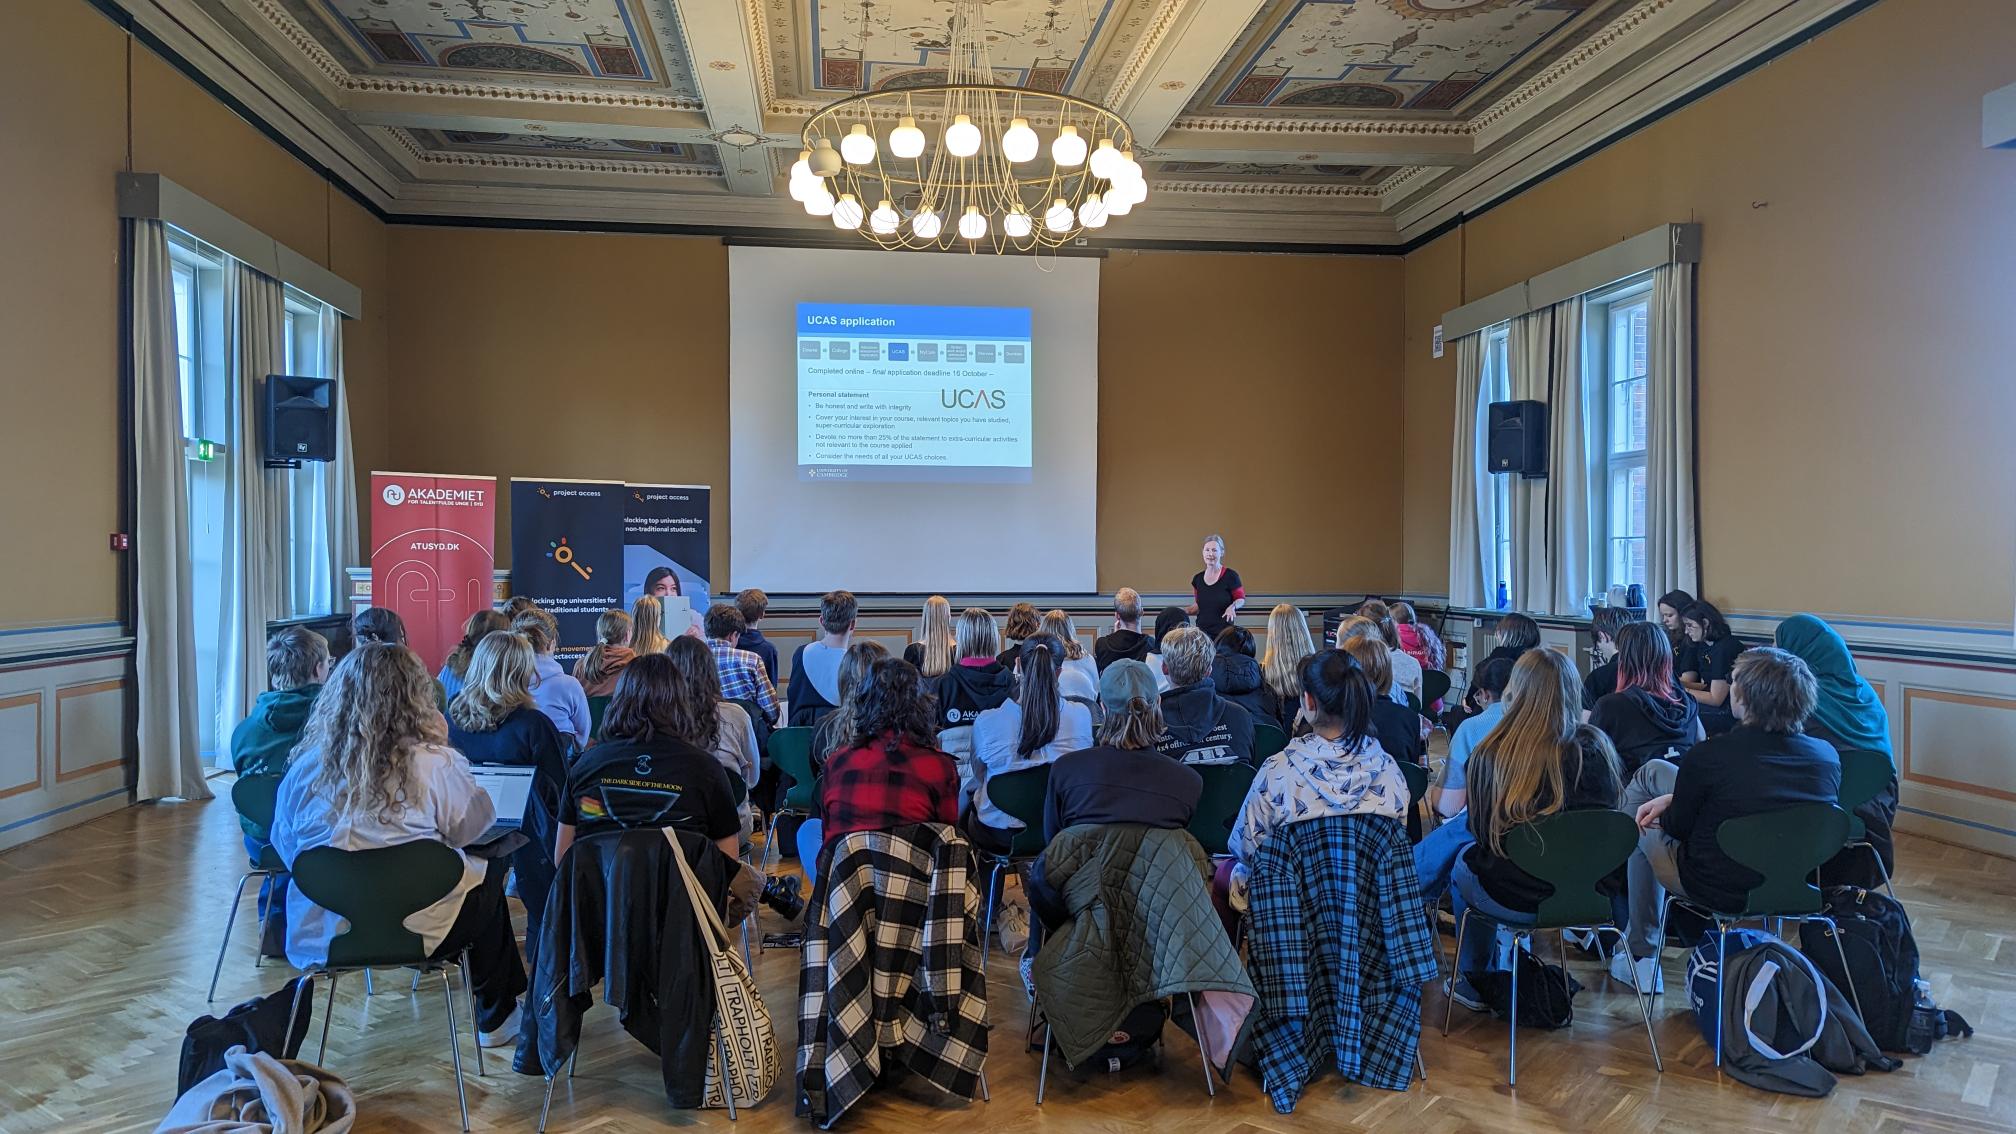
[547,536,592,581]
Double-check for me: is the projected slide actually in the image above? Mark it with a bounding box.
[796,302,1033,483]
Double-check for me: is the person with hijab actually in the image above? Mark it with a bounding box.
[1775,614,1898,885]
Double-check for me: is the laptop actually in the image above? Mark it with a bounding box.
[470,765,535,829]
[659,594,694,640]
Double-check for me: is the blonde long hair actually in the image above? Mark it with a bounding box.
[300,643,448,822]
[630,595,669,655]
[916,596,956,677]
[1469,648,1621,853]
[450,631,537,731]
[1040,609,1088,661]
[1261,603,1315,703]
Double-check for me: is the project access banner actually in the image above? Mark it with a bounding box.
[623,484,713,609]
[509,478,624,656]
[369,471,497,673]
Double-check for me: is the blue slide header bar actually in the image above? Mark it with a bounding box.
[798,302,1031,340]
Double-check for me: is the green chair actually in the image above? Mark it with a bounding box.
[1422,670,1453,707]
[1406,691,1425,721]
[759,726,818,874]
[586,695,611,742]
[1444,808,1661,1086]
[976,763,1052,971]
[209,774,289,1001]
[1663,803,1860,1067]
[1836,748,1899,897]
[288,841,486,1131]
[1186,762,1258,856]
[1252,722,1289,761]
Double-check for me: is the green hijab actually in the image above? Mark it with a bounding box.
[1774,614,1891,761]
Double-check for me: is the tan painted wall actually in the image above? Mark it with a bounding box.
[0,1,389,630]
[1401,0,2016,623]
[381,234,1407,595]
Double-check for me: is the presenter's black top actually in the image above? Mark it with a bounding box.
[1191,567,1245,639]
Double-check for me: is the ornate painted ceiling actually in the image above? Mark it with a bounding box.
[138,0,1867,244]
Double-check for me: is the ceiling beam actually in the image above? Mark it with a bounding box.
[673,0,777,195]
[1150,127,1475,167]
[1112,0,1271,149]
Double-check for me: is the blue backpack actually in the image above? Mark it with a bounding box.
[1685,928,1775,1046]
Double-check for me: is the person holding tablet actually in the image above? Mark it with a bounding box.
[1190,533,1245,639]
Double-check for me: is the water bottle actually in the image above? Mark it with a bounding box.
[1495,580,1509,610]
[1627,583,1646,608]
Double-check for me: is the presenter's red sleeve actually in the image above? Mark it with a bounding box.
[1231,586,1246,601]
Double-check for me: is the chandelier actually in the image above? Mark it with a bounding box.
[792,0,1147,251]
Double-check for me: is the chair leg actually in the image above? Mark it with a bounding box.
[1035,1023,1053,1105]
[1415,1049,1427,1083]
[462,950,485,1077]
[760,811,781,877]
[715,1023,739,1121]
[977,1067,991,1103]
[1816,916,1865,1021]
[538,1070,559,1133]
[1866,844,1899,899]
[1442,909,1471,1036]
[742,919,754,969]
[1619,928,1664,1073]
[1506,930,1521,1087]
[980,861,1004,971]
[364,970,375,997]
[287,974,315,1058]
[1714,921,1728,1068]
[317,971,340,1065]
[569,1048,579,1079]
[252,872,280,971]
[1186,991,1216,1097]
[1425,896,1447,974]
[208,871,255,1001]
[440,969,472,1133]
[412,971,423,994]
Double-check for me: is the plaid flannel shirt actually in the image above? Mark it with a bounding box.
[816,736,961,849]
[796,823,988,1127]
[709,639,778,724]
[1247,812,1439,1112]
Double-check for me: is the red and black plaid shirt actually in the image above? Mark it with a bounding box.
[817,731,960,847]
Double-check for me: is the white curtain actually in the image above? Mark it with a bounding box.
[1644,262,1699,600]
[1446,332,1491,608]
[1506,298,1591,616]
[218,264,292,730]
[1505,309,1549,613]
[315,303,358,613]
[129,220,213,802]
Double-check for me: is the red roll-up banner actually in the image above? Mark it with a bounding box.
[369,472,497,673]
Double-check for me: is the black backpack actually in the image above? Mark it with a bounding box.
[1091,1001,1167,1073]
[1799,887,1970,1054]
[1466,948,1582,1029]
[177,976,315,1097]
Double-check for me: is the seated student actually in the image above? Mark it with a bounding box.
[787,590,856,728]
[1616,647,1841,993]
[230,626,330,955]
[931,608,1016,777]
[1656,589,1700,682]
[967,634,1095,853]
[1041,609,1101,704]
[503,595,539,620]
[795,642,894,882]
[1093,588,1153,672]
[702,602,779,726]
[440,610,510,702]
[1261,603,1316,734]
[1454,612,1539,720]
[904,595,957,678]
[1356,601,1423,708]
[513,608,592,751]
[1212,625,1272,723]
[733,588,779,684]
[1341,636,1426,766]
[629,595,670,657]
[663,635,765,856]
[997,602,1042,669]
[553,654,769,923]
[1229,649,1408,898]
[271,642,527,1048]
[1156,625,1256,766]
[810,657,961,880]
[1774,614,1899,886]
[1412,655,1515,903]
[353,605,446,710]
[572,610,635,700]
[1447,649,1624,1011]
[1679,600,1745,734]
[1391,602,1447,673]
[1144,606,1190,692]
[1588,622,1700,775]
[1582,607,1637,712]
[1043,660,1204,840]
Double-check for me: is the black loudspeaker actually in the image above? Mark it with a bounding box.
[262,375,336,463]
[1487,399,1548,478]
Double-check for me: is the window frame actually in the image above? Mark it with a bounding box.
[1584,273,1655,597]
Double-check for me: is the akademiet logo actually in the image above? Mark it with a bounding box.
[382,484,406,506]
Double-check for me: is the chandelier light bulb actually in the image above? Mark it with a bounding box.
[889,116,926,159]
[958,205,989,240]
[1001,117,1038,163]
[1115,150,1143,185]
[831,193,864,230]
[1104,189,1133,217]
[804,188,836,216]
[1044,198,1074,233]
[911,207,943,239]
[1078,193,1108,229]
[788,150,814,201]
[809,138,843,177]
[1051,125,1087,167]
[869,199,901,234]
[1088,138,1123,180]
[945,114,982,157]
[1003,207,1033,238]
[840,124,878,165]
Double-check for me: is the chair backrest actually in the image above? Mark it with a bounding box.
[984,764,1053,858]
[1405,691,1424,720]
[290,841,466,967]
[1715,803,1851,915]
[725,768,749,809]
[1422,670,1452,705]
[1252,722,1289,761]
[588,695,611,739]
[1396,760,1428,813]
[231,774,284,834]
[768,726,818,810]
[1186,761,1258,856]
[1502,808,1639,929]
[1835,748,1891,841]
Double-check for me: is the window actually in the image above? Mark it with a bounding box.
[1587,278,1652,595]
[1483,323,1513,607]
[283,292,334,617]
[169,236,229,761]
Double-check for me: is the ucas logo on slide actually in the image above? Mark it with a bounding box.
[940,388,1007,409]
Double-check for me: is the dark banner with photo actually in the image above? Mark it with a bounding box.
[624,483,713,624]
[508,478,624,655]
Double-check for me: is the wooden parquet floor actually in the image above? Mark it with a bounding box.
[1,786,2010,1134]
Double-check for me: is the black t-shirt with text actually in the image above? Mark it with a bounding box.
[560,736,740,841]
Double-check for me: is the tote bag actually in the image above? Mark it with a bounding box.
[668,832,779,1108]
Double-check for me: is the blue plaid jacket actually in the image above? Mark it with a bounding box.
[1247,813,1438,1111]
